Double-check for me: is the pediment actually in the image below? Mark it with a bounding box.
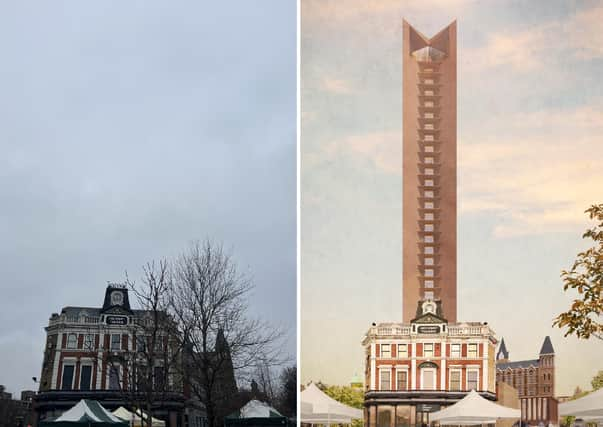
[102,306,131,315]
[412,312,447,324]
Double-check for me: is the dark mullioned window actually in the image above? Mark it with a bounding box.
[61,365,74,390]
[80,365,92,390]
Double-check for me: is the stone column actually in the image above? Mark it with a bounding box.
[369,405,377,427]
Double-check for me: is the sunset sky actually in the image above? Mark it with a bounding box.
[301,0,603,396]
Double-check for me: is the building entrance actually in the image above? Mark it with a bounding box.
[416,410,429,427]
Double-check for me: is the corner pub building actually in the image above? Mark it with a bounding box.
[32,284,206,427]
[363,301,497,427]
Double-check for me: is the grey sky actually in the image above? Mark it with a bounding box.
[0,1,296,395]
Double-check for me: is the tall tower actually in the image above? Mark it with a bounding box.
[538,336,555,397]
[402,21,457,322]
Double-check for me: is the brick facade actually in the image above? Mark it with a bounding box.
[495,337,558,425]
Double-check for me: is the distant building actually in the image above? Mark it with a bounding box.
[495,336,558,425]
[350,374,363,390]
[0,387,35,427]
[363,300,497,427]
[33,284,208,427]
[0,386,11,400]
[20,391,36,402]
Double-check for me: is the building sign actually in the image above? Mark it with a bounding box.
[106,316,128,325]
[417,404,441,413]
[418,325,440,334]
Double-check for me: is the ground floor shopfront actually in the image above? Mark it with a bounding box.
[32,390,206,427]
[364,390,497,427]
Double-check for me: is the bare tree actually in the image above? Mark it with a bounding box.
[123,260,185,427]
[254,360,277,404]
[170,240,287,427]
[95,262,186,427]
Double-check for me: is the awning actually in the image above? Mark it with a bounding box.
[112,406,166,427]
[40,400,128,426]
[559,388,603,418]
[430,390,521,425]
[300,383,363,424]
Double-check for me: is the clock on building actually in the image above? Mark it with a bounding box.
[110,290,124,306]
[422,300,436,315]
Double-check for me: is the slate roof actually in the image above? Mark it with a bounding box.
[539,336,554,355]
[497,359,539,370]
[60,307,101,316]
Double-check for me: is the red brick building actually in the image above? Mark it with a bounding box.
[33,284,207,427]
[495,337,558,425]
[363,300,497,427]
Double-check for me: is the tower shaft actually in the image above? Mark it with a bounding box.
[402,21,457,322]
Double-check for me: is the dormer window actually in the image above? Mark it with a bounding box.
[111,291,124,306]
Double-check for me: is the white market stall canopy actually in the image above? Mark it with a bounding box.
[112,406,166,427]
[559,388,603,418]
[430,390,521,425]
[238,400,284,418]
[300,383,363,424]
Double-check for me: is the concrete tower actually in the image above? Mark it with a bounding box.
[402,21,457,322]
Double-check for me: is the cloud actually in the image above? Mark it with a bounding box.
[303,0,471,25]
[323,131,401,174]
[321,77,353,94]
[459,106,603,237]
[465,5,603,72]
[319,105,603,238]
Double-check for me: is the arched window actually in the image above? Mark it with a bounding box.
[419,362,438,391]
[66,333,77,349]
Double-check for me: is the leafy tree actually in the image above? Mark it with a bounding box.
[554,204,603,340]
[572,386,588,400]
[323,385,363,409]
[591,370,603,391]
[323,385,364,427]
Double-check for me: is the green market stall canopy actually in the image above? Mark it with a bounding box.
[40,399,128,427]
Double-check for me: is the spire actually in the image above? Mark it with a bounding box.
[539,336,554,355]
[496,338,509,361]
[216,328,230,354]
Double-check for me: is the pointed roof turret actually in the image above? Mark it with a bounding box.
[497,338,509,361]
[216,328,230,354]
[539,336,554,355]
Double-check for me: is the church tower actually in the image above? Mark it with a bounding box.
[538,336,555,396]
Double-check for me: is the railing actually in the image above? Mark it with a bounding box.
[448,325,488,336]
[370,325,413,336]
[367,324,491,338]
[49,315,101,327]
